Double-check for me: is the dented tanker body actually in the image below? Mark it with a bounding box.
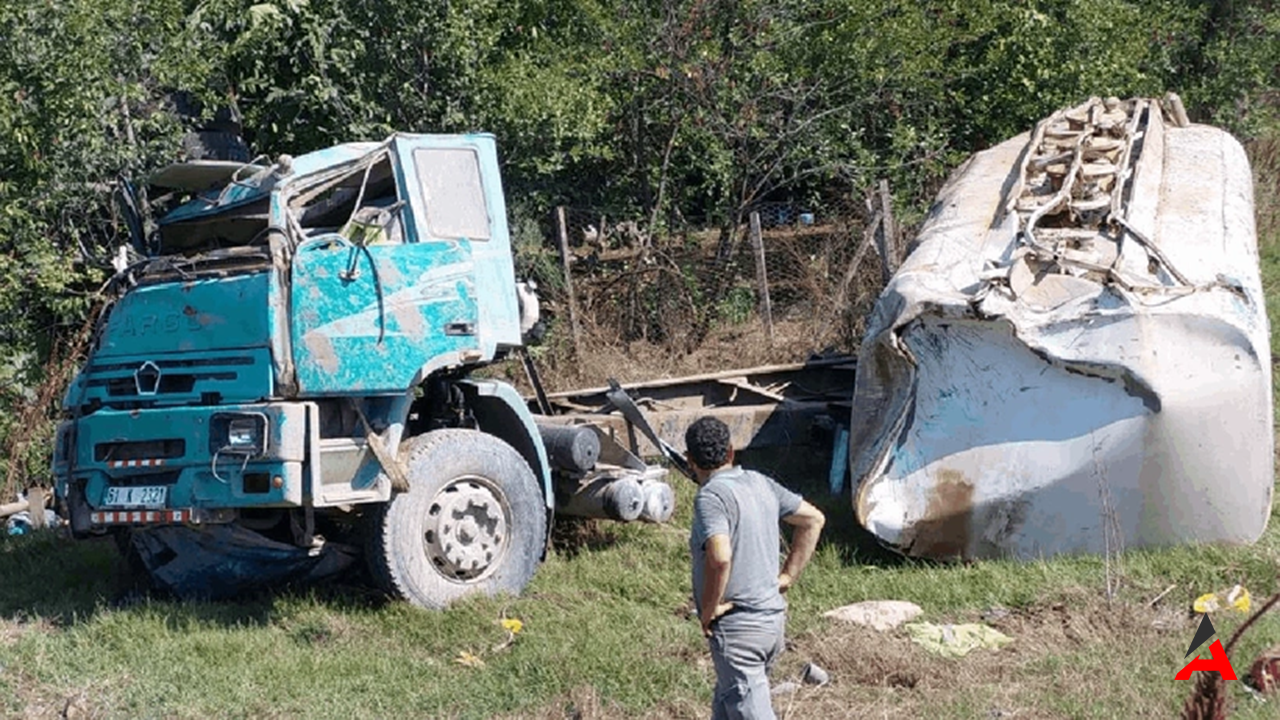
[848,96,1273,561]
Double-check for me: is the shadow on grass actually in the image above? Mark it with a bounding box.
[0,530,388,630]
[549,516,624,559]
[0,531,123,621]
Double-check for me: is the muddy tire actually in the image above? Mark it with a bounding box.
[365,429,547,609]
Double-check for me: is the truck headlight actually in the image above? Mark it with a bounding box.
[211,413,267,456]
[229,418,260,448]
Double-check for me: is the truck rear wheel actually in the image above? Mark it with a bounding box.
[365,429,547,609]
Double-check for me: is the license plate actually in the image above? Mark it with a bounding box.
[103,485,168,508]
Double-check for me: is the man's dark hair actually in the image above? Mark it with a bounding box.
[685,416,732,470]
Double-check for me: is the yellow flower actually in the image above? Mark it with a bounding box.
[501,617,524,635]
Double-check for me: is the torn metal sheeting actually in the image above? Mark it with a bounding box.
[847,96,1273,561]
[149,160,271,192]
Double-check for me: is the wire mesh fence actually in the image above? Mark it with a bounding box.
[515,192,900,386]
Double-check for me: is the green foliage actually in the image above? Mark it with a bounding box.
[1181,1,1280,138]
[509,207,563,293]
[937,0,1204,147]
[0,0,191,359]
[0,0,216,494]
[715,286,756,326]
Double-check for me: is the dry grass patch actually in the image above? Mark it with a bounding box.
[491,684,706,720]
[0,614,54,648]
[765,587,1278,719]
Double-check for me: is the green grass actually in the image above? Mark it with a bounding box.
[3,134,1280,719]
[4,467,1280,719]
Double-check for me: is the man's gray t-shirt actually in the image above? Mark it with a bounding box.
[689,466,804,616]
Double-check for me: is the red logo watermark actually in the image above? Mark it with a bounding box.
[1175,614,1237,681]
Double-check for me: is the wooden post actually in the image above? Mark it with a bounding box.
[878,179,898,280]
[0,498,30,520]
[835,219,880,311]
[555,206,583,357]
[749,212,774,343]
[26,486,46,529]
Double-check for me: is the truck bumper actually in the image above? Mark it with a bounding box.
[55,402,314,528]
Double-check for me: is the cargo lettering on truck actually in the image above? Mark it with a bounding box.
[112,310,204,337]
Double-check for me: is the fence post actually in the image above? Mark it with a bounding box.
[748,211,774,343]
[26,485,46,529]
[875,179,899,283]
[835,215,880,312]
[554,206,583,358]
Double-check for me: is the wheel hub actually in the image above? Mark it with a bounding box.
[424,477,509,582]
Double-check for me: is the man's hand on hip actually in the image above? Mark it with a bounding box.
[701,602,734,637]
[777,571,793,594]
[780,501,826,588]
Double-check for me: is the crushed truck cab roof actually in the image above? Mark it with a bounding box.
[847,96,1273,561]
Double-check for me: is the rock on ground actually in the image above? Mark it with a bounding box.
[822,600,924,632]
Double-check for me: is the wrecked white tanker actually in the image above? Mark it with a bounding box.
[848,95,1273,561]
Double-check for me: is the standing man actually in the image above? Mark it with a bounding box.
[685,416,826,720]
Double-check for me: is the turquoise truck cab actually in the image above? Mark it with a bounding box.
[50,134,611,608]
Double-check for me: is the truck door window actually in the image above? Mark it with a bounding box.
[290,154,405,245]
[412,148,491,241]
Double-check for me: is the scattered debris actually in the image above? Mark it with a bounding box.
[0,499,29,521]
[1241,683,1268,705]
[771,681,799,696]
[823,600,923,631]
[980,606,1011,623]
[5,508,60,536]
[127,524,358,601]
[904,622,1013,658]
[492,615,525,653]
[1193,585,1251,614]
[3,489,59,535]
[1148,583,1178,607]
[1248,646,1280,694]
[1182,592,1280,720]
[454,650,486,668]
[800,662,830,687]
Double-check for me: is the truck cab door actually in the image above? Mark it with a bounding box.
[288,134,522,396]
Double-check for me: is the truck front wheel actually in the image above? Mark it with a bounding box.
[365,429,547,609]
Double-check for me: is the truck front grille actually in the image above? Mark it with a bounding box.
[95,439,186,463]
[74,351,271,411]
